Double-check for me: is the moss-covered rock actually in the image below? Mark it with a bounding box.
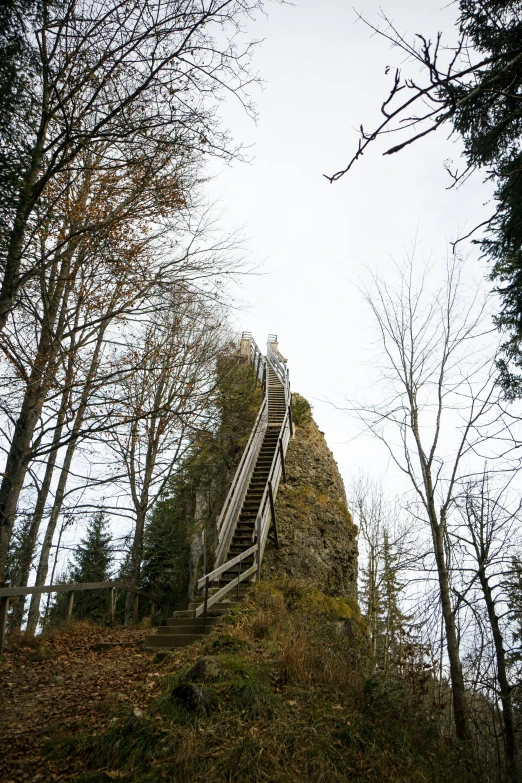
[263,395,358,599]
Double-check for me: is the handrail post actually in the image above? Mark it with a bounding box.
[108,586,115,628]
[237,556,242,602]
[203,576,209,633]
[268,481,279,550]
[279,438,286,483]
[0,597,9,656]
[288,401,294,436]
[65,590,74,627]
[256,513,262,581]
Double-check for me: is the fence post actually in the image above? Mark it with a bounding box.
[108,587,115,628]
[65,591,74,626]
[203,577,209,633]
[0,597,9,656]
[150,601,157,626]
[256,513,262,581]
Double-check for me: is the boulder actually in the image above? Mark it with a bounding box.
[138,617,151,629]
[124,707,146,732]
[182,656,225,683]
[171,682,216,714]
[93,642,115,652]
[29,646,55,662]
[153,651,172,663]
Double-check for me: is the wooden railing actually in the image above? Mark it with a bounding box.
[214,334,268,567]
[214,394,268,565]
[195,334,293,621]
[0,580,159,655]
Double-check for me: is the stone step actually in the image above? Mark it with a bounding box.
[193,607,231,617]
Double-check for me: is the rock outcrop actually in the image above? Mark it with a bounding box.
[262,396,358,598]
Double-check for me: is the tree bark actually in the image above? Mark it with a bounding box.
[0,250,74,578]
[431,516,472,743]
[25,322,107,635]
[478,565,519,782]
[10,405,67,628]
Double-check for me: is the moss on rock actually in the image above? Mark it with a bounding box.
[263,395,358,599]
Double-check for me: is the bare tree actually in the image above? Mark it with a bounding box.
[454,472,522,783]
[0,138,243,581]
[99,294,224,624]
[0,0,264,333]
[350,474,417,670]
[346,252,502,743]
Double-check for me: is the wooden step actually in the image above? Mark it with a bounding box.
[188,600,238,611]
[166,616,221,627]
[144,633,206,648]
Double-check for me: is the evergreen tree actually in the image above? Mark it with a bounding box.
[506,555,522,665]
[380,530,410,672]
[47,512,114,626]
[140,494,192,620]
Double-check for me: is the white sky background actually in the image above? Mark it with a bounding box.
[207,0,498,501]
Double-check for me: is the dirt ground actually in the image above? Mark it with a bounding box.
[0,623,163,782]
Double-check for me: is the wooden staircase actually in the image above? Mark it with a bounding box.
[215,368,285,588]
[143,589,250,649]
[144,337,290,651]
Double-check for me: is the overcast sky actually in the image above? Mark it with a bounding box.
[207,0,497,499]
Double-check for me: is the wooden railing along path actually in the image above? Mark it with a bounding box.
[0,581,158,655]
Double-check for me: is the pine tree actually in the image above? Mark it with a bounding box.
[380,530,410,673]
[47,512,114,626]
[140,493,192,620]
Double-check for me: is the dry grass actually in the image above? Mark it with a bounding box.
[35,581,482,783]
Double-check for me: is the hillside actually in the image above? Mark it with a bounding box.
[1,581,476,783]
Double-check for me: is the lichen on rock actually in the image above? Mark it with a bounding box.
[262,394,358,599]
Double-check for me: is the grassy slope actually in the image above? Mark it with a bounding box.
[38,581,478,783]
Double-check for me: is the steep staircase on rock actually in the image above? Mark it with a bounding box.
[144,335,291,652]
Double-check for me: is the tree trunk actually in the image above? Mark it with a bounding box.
[10,406,67,628]
[124,507,146,625]
[478,565,519,782]
[431,518,472,744]
[25,323,107,635]
[0,250,73,579]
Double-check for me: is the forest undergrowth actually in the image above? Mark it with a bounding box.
[1,581,482,783]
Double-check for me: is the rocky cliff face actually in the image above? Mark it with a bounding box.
[262,396,358,599]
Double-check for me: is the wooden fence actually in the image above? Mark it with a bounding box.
[0,580,159,655]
